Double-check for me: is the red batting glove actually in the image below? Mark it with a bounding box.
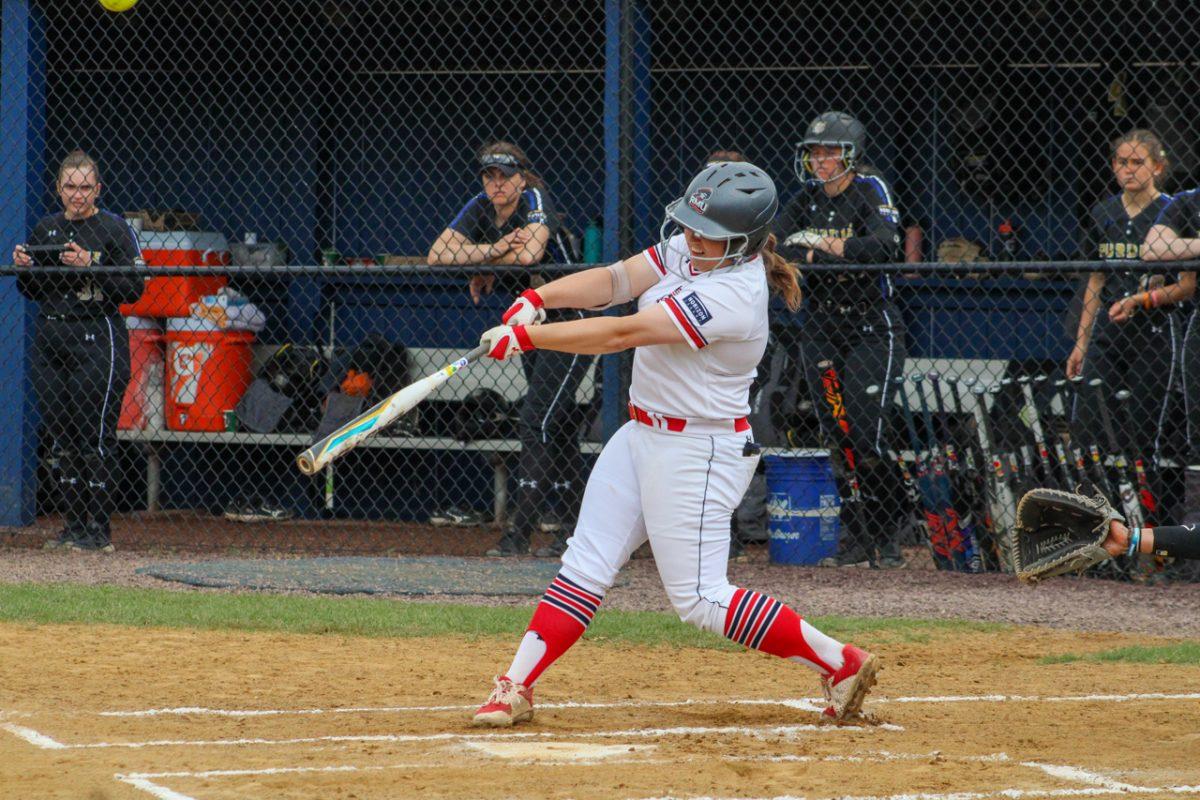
[480,324,536,361]
[501,289,546,326]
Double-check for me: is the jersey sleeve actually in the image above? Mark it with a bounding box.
[1078,202,1104,260]
[521,187,558,233]
[448,195,485,238]
[659,279,754,351]
[96,213,146,306]
[843,176,901,262]
[1152,192,1199,239]
[16,216,55,303]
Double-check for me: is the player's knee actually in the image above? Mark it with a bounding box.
[670,586,733,634]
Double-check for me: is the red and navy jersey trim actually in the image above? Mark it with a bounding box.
[663,295,708,349]
[541,574,603,629]
[644,244,667,275]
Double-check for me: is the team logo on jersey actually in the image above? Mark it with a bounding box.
[682,292,713,325]
[688,187,712,214]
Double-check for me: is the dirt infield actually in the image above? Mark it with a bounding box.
[2,622,1198,799]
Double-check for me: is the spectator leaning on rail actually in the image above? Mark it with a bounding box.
[1142,172,1200,523]
[774,111,907,570]
[11,150,144,553]
[1067,130,1186,482]
[428,141,593,556]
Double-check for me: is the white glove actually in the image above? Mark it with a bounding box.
[480,325,535,361]
[502,289,547,326]
[783,230,825,250]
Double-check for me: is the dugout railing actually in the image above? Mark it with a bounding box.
[0,259,1195,581]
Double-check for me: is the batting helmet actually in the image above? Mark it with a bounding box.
[795,111,866,185]
[659,161,779,274]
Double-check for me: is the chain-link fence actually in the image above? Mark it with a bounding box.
[1,1,1198,579]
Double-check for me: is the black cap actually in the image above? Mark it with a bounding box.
[479,152,522,176]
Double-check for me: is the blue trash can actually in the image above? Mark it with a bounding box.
[765,450,840,565]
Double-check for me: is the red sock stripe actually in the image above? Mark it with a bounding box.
[540,575,602,629]
[725,590,783,648]
[552,576,603,611]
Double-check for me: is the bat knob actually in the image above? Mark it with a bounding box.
[1088,378,1103,387]
[866,384,880,395]
[1033,374,1048,384]
[1016,375,1031,385]
[1069,375,1084,384]
[971,384,986,395]
[1053,378,1066,388]
[926,371,940,381]
[945,375,959,385]
[961,376,976,387]
[1115,389,1132,401]
[909,373,924,383]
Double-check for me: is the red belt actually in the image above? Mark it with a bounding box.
[628,402,750,434]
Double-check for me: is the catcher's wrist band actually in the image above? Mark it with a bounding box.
[1127,526,1142,559]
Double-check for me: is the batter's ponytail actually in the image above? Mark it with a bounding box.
[759,233,802,311]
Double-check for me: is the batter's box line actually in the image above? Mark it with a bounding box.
[2,719,902,751]
[94,691,1200,718]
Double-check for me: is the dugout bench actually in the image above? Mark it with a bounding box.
[118,429,605,524]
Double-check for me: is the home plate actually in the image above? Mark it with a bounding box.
[463,740,658,762]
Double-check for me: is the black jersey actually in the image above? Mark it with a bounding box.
[1080,192,1174,304]
[774,173,902,307]
[17,209,144,318]
[449,187,559,254]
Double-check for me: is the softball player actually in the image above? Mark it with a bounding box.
[1143,184,1200,522]
[470,162,878,727]
[1068,130,1183,471]
[428,142,592,555]
[12,150,143,552]
[775,111,906,569]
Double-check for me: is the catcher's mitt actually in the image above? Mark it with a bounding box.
[1013,488,1123,583]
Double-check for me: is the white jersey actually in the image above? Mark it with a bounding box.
[629,235,769,421]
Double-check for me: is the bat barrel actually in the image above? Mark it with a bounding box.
[296,452,319,475]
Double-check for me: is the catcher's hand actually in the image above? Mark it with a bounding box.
[1014,487,1123,583]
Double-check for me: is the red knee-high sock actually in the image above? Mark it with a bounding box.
[724,588,843,676]
[504,574,603,686]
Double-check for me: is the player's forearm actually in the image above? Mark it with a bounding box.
[1127,275,1195,309]
[427,242,499,265]
[1075,275,1104,345]
[1142,235,1200,261]
[525,314,657,355]
[535,266,613,310]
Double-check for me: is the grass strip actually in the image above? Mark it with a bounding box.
[0,582,1000,649]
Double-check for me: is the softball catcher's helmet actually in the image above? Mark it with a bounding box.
[659,161,779,275]
[795,111,866,185]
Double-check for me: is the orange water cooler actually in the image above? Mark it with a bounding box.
[119,231,231,319]
[164,318,254,431]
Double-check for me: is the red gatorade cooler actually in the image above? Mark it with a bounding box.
[164,318,254,431]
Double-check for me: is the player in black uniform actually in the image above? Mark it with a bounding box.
[11,150,144,552]
[1068,131,1185,482]
[1143,182,1200,523]
[428,141,591,556]
[775,112,907,569]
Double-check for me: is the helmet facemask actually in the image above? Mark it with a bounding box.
[794,141,858,186]
[658,199,752,280]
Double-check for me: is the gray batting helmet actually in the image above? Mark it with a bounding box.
[795,111,866,185]
[659,161,779,273]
